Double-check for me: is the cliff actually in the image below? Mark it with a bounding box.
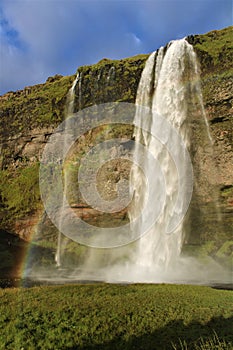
[0,26,232,276]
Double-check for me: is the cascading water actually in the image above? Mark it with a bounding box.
[107,66,115,83]
[128,39,196,277]
[74,39,203,282]
[55,73,80,267]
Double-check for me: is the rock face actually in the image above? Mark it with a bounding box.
[0,26,232,274]
[186,28,233,249]
[0,75,74,168]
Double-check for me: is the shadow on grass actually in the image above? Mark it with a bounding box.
[74,315,233,350]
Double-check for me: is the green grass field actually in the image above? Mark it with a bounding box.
[0,283,232,349]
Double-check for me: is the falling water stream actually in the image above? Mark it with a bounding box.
[129,39,195,274]
[55,73,80,267]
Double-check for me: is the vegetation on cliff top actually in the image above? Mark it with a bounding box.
[0,74,75,136]
[73,53,148,111]
[190,26,233,74]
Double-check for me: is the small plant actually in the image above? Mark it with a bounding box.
[172,331,233,349]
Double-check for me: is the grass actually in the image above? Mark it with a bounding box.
[192,26,233,73]
[172,332,232,349]
[0,74,74,135]
[0,284,232,349]
[74,54,148,110]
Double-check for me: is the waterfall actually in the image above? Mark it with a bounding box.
[55,73,79,267]
[67,73,79,116]
[50,38,228,284]
[77,72,82,110]
[129,39,199,275]
[107,66,115,84]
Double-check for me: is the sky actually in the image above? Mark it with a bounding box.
[0,0,232,95]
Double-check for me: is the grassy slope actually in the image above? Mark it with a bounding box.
[0,284,232,350]
[0,75,75,136]
[191,26,233,73]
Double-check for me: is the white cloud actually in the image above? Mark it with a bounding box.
[127,33,142,47]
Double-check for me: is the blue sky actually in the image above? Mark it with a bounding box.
[0,0,232,95]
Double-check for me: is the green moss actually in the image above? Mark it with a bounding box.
[191,26,233,74]
[0,163,41,225]
[0,75,75,135]
[89,54,149,71]
[216,241,233,260]
[73,54,148,110]
[221,185,233,197]
[182,238,233,269]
